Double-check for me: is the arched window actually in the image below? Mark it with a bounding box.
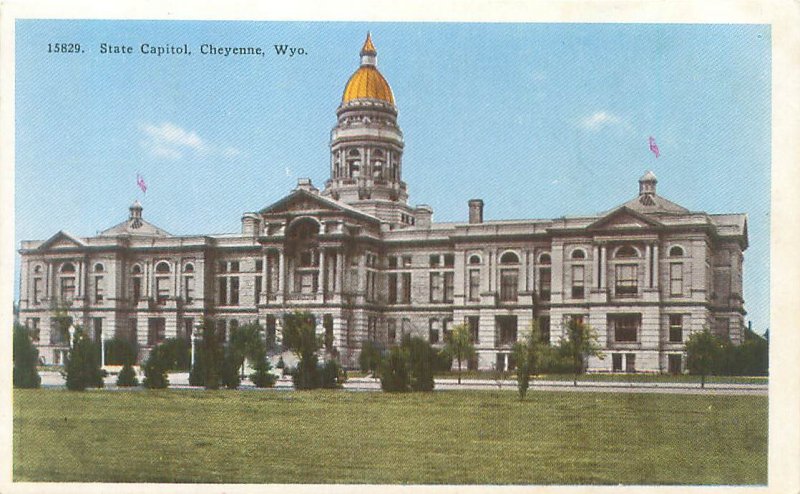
[499,251,520,264]
[571,249,587,260]
[155,261,171,273]
[539,253,551,265]
[468,255,482,265]
[33,265,42,274]
[669,246,685,257]
[94,263,104,272]
[184,263,195,273]
[132,264,142,274]
[60,262,75,273]
[615,245,639,259]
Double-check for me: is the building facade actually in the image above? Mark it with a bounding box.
[17,34,748,372]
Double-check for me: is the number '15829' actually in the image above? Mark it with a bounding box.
[48,43,82,53]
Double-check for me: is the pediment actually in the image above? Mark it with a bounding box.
[38,230,86,251]
[588,207,662,231]
[259,190,380,223]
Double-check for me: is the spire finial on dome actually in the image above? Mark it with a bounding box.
[360,32,377,66]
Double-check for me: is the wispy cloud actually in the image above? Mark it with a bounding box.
[579,111,623,131]
[139,122,241,159]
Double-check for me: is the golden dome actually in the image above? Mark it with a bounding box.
[342,66,395,104]
[341,33,395,105]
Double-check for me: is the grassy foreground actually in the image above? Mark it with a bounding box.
[14,389,766,484]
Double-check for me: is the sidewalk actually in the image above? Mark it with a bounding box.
[37,371,767,395]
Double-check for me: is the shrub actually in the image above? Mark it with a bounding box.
[199,319,223,390]
[320,359,344,389]
[188,349,206,386]
[105,338,138,366]
[380,346,410,392]
[292,353,320,390]
[359,340,383,377]
[250,357,277,388]
[116,363,139,387]
[13,323,41,389]
[221,349,242,389]
[433,348,453,373]
[404,336,435,392]
[65,329,104,391]
[142,345,169,389]
[276,356,285,368]
[157,338,191,371]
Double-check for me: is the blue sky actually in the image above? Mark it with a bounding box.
[15,21,770,332]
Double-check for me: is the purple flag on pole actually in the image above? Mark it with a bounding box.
[136,173,148,194]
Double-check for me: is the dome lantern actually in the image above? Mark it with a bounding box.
[342,32,395,105]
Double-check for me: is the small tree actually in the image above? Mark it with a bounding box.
[221,348,242,389]
[283,311,323,390]
[65,327,105,391]
[443,323,475,384]
[359,340,383,378]
[196,318,223,390]
[685,328,724,388]
[403,335,435,392]
[562,318,603,386]
[104,338,138,366]
[511,322,551,399]
[380,345,410,392]
[142,344,170,389]
[250,355,277,388]
[13,323,41,389]
[229,322,266,379]
[116,363,139,387]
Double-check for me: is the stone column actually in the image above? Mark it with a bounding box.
[336,251,344,293]
[278,250,285,294]
[600,245,607,289]
[318,249,326,295]
[262,251,269,299]
[644,244,652,288]
[76,260,83,298]
[652,244,660,288]
[592,245,600,289]
[357,251,366,294]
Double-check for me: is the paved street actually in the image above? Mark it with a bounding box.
[37,371,767,396]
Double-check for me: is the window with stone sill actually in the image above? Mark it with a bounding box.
[615,264,638,297]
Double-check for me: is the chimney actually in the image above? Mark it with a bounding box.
[468,199,484,224]
[241,213,261,237]
[414,205,433,229]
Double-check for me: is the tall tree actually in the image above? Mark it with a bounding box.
[65,326,104,391]
[563,318,603,386]
[685,328,724,388]
[13,322,41,388]
[443,323,476,384]
[282,311,323,390]
[229,322,266,379]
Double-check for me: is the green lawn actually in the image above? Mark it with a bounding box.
[14,389,767,484]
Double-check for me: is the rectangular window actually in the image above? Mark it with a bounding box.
[266,315,277,349]
[469,269,481,302]
[388,256,398,269]
[612,314,640,342]
[668,354,682,374]
[218,277,227,305]
[401,273,412,303]
[229,277,240,305]
[183,317,194,341]
[444,272,454,303]
[402,256,412,267]
[539,316,551,343]
[539,268,551,301]
[387,319,397,344]
[147,318,166,346]
[429,319,440,344]
[26,318,41,342]
[132,277,141,301]
[443,318,452,342]
[230,261,239,273]
[33,278,42,304]
[128,318,138,345]
[388,273,398,304]
[500,269,518,302]
[625,353,636,372]
[612,353,623,371]
[615,264,638,297]
[218,261,227,273]
[467,316,479,343]
[156,277,169,305]
[60,277,75,302]
[496,315,517,346]
[571,265,585,299]
[444,254,455,267]
[429,254,440,267]
[429,272,443,303]
[184,276,194,304]
[255,260,263,272]
[669,314,683,342]
[670,263,684,296]
[93,317,103,342]
[50,317,70,345]
[255,276,262,305]
[94,275,104,303]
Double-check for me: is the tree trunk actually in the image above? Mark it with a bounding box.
[701,373,705,389]
[458,359,462,385]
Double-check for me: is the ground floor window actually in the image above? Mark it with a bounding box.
[467,316,479,344]
[625,353,636,372]
[495,352,515,372]
[147,318,166,346]
[612,353,623,372]
[496,316,517,346]
[668,354,682,374]
[611,353,636,372]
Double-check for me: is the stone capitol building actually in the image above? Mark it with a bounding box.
[17,34,748,373]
